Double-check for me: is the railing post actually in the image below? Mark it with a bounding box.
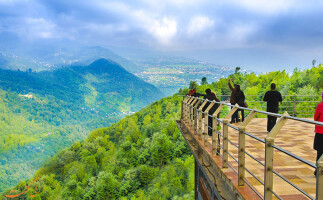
[264,137,274,200]
[237,108,257,186]
[204,102,215,147]
[222,119,229,168]
[204,110,209,146]
[212,103,224,156]
[198,100,208,140]
[181,96,189,120]
[238,127,246,186]
[316,155,323,200]
[222,103,239,168]
[186,97,193,122]
[194,100,201,134]
[189,98,197,127]
[264,112,289,200]
[183,96,190,121]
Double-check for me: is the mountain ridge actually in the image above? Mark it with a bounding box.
[0,58,163,193]
[0,45,140,73]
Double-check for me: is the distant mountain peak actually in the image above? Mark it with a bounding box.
[87,58,128,74]
[90,58,116,66]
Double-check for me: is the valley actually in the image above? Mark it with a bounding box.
[0,58,163,193]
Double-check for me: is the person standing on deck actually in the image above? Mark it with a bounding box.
[263,83,282,132]
[314,90,323,175]
[201,89,220,136]
[234,85,246,122]
[228,78,238,123]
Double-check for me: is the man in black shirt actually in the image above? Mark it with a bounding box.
[263,83,282,132]
[201,89,220,136]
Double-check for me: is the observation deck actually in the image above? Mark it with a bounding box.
[176,96,323,200]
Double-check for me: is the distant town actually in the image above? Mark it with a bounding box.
[134,63,235,95]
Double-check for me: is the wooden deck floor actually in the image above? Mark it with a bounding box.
[189,118,317,200]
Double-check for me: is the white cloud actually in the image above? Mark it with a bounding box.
[148,17,177,45]
[228,23,258,44]
[187,16,215,36]
[19,18,57,39]
[225,0,292,14]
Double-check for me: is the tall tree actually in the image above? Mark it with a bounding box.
[235,67,241,74]
[189,81,198,89]
[201,77,208,85]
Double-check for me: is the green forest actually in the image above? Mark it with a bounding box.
[1,95,194,199]
[1,64,322,199]
[0,59,163,193]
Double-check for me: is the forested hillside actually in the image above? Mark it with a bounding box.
[0,59,163,193]
[1,64,322,199]
[1,95,194,200]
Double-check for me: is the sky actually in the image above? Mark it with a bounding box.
[0,0,323,72]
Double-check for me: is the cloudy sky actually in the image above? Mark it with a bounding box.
[0,0,322,72]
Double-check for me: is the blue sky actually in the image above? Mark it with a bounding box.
[0,0,322,72]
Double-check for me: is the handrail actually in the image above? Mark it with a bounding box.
[182,94,320,117]
[181,96,322,200]
[195,97,323,126]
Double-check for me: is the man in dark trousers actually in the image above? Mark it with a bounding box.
[201,89,220,136]
[263,83,282,132]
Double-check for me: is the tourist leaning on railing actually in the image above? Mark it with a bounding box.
[314,89,323,175]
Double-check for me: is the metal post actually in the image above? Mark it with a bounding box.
[203,102,215,147]
[190,98,198,128]
[221,103,238,168]
[194,100,201,134]
[264,111,289,200]
[264,138,274,200]
[204,111,209,147]
[183,97,189,121]
[238,127,246,186]
[188,101,193,127]
[237,108,257,186]
[186,97,193,122]
[198,100,208,140]
[222,119,229,168]
[212,103,224,156]
[198,110,203,140]
[316,154,323,200]
[212,117,218,155]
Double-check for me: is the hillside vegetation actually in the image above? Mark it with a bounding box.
[0,59,163,193]
[1,65,322,199]
[1,95,194,200]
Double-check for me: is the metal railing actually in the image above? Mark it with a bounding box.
[216,95,320,117]
[181,96,323,200]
